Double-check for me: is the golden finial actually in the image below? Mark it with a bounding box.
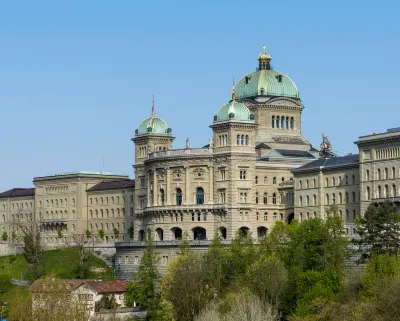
[263,45,266,53]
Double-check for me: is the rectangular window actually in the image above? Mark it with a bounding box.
[264,212,268,221]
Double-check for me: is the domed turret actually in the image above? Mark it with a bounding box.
[234,46,299,100]
[215,101,252,121]
[136,115,169,135]
[214,82,254,122]
[135,97,171,135]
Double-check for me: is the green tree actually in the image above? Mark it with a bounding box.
[57,229,63,239]
[113,227,119,240]
[85,229,92,240]
[162,252,208,321]
[246,254,288,306]
[98,229,105,240]
[126,230,165,320]
[1,231,7,241]
[356,201,400,254]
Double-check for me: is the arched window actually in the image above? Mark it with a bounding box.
[276,116,280,128]
[160,189,165,206]
[393,185,397,197]
[255,192,259,203]
[281,116,285,129]
[345,175,348,185]
[339,193,343,203]
[313,179,316,188]
[263,193,268,204]
[346,192,349,203]
[272,193,277,204]
[326,194,330,205]
[352,191,356,202]
[332,177,336,186]
[378,186,382,198]
[332,193,336,204]
[325,177,329,187]
[237,135,240,145]
[306,195,309,206]
[264,176,267,184]
[366,187,371,200]
[366,170,370,181]
[241,135,245,145]
[313,194,317,205]
[306,180,309,189]
[255,176,258,184]
[385,185,389,198]
[290,117,294,129]
[273,177,276,184]
[377,169,381,180]
[272,116,275,128]
[286,117,289,129]
[245,135,249,145]
[385,168,388,179]
[393,167,396,179]
[196,187,204,205]
[352,175,356,185]
[176,188,183,206]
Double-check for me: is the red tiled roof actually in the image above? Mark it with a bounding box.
[0,188,35,199]
[87,180,135,192]
[84,280,128,293]
[30,279,128,294]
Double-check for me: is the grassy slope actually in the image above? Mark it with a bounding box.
[0,247,115,281]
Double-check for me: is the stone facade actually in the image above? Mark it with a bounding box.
[0,172,135,248]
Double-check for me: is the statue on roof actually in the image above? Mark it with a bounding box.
[319,133,332,158]
[209,137,214,148]
[186,138,190,149]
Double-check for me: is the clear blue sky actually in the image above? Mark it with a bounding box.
[1,0,399,191]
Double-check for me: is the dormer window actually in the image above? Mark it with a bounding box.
[276,74,283,82]
[260,88,265,95]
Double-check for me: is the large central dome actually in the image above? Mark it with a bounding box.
[234,47,299,100]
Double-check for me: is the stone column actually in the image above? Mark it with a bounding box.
[208,165,214,204]
[166,168,170,205]
[184,166,190,205]
[147,171,151,207]
[153,170,158,207]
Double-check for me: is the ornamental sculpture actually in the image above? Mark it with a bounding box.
[319,133,333,158]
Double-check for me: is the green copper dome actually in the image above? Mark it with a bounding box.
[235,48,299,100]
[216,101,252,121]
[136,114,169,135]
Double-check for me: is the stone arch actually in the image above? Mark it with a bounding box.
[239,226,250,236]
[287,212,294,224]
[219,226,227,239]
[171,227,182,240]
[257,226,268,239]
[155,228,164,241]
[138,230,145,241]
[192,227,206,240]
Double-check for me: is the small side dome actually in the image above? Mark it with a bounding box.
[136,115,169,135]
[216,101,251,122]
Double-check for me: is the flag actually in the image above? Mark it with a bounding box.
[152,95,155,115]
[231,79,235,101]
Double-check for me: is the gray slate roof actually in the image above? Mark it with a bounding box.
[292,154,359,173]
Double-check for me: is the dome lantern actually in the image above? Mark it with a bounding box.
[258,45,272,70]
